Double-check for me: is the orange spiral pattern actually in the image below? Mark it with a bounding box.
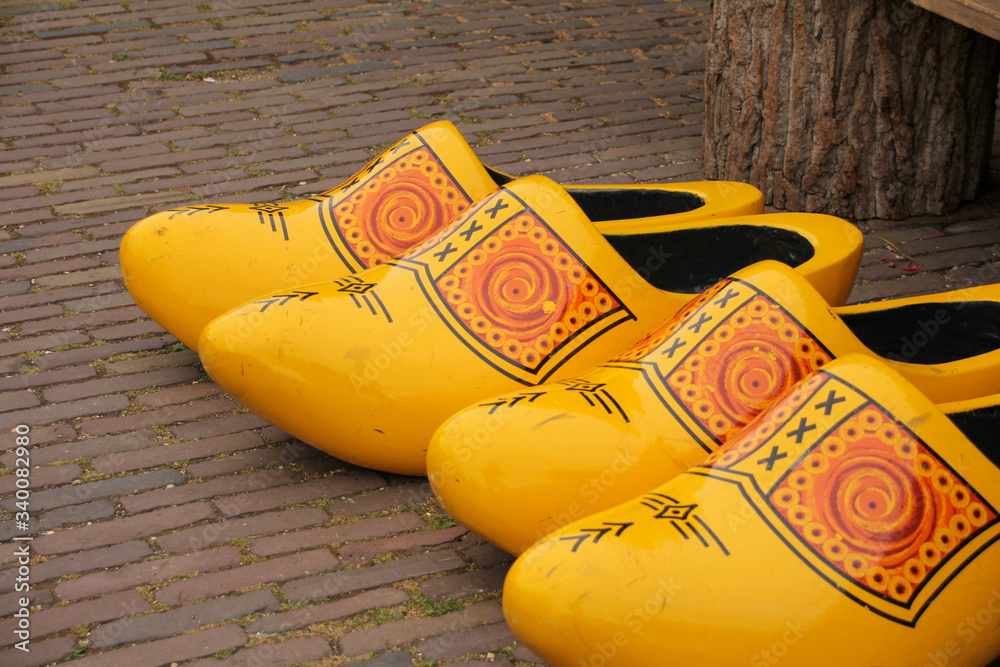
[769,403,997,605]
[667,294,832,442]
[332,147,470,267]
[702,372,825,469]
[435,212,621,371]
[612,281,729,362]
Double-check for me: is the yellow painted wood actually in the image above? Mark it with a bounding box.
[504,354,1000,667]
[429,261,1000,554]
[197,179,862,476]
[121,120,765,350]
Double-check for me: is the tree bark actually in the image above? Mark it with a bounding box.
[703,0,1000,220]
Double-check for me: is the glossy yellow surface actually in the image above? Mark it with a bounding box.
[198,178,862,475]
[428,261,1000,554]
[503,355,1000,667]
[120,120,764,350]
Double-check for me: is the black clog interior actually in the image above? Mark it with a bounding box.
[947,406,1000,469]
[566,188,706,222]
[487,167,817,293]
[842,302,1000,365]
[484,167,707,222]
[605,226,816,294]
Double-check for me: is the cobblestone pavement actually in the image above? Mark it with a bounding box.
[2,1,1000,666]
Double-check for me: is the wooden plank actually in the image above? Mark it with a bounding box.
[911,0,1000,41]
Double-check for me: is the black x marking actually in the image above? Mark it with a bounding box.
[661,337,686,359]
[460,219,483,242]
[687,312,712,334]
[485,199,509,219]
[433,242,459,263]
[814,389,846,416]
[786,417,817,444]
[757,446,788,471]
[714,288,740,308]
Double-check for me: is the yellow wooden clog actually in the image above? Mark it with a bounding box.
[198,177,862,475]
[503,354,1000,667]
[428,260,1000,554]
[120,120,764,350]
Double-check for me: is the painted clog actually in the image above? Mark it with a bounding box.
[428,261,1000,554]
[120,120,764,350]
[198,177,862,476]
[503,354,1000,667]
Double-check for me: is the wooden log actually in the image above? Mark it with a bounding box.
[703,0,1000,220]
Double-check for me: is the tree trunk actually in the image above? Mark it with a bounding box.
[703,0,1000,220]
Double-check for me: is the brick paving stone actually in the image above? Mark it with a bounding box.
[328,482,434,518]
[248,587,410,635]
[0,360,25,382]
[26,238,121,264]
[41,365,201,403]
[460,543,515,569]
[19,305,146,336]
[339,600,504,656]
[31,335,178,371]
[155,548,340,605]
[0,395,130,432]
[0,543,21,568]
[340,526,469,565]
[4,187,120,214]
[0,389,41,412]
[186,636,333,666]
[420,567,508,600]
[122,469,301,514]
[55,191,190,216]
[847,272,959,304]
[89,319,166,341]
[0,463,83,495]
[0,282,32,299]
[250,513,426,558]
[419,621,518,661]
[101,348,197,375]
[350,653,417,667]
[0,231,82,254]
[0,589,52,616]
[2,430,159,467]
[60,290,134,313]
[0,636,77,667]
[73,625,248,667]
[170,411,269,439]
[213,471,386,516]
[185,441,314,478]
[56,546,243,602]
[134,380,221,408]
[156,506,328,554]
[90,588,278,649]
[18,499,117,535]
[0,590,149,648]
[1,469,184,513]
[0,331,90,359]
[92,431,266,474]
[32,502,216,556]
[512,643,546,664]
[0,424,77,451]
[296,454,354,477]
[283,550,466,604]
[79,396,238,437]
